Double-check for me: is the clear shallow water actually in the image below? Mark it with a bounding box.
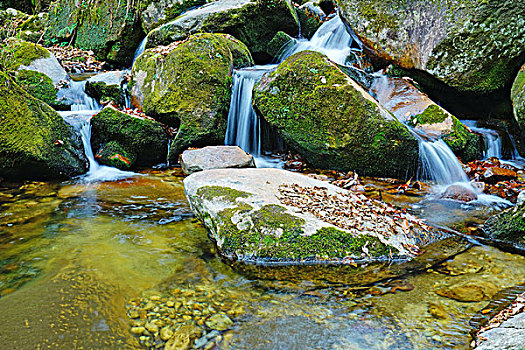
[0,170,524,349]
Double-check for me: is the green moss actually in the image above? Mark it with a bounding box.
[196,186,252,203]
[85,81,124,106]
[511,65,525,129]
[14,70,63,108]
[215,202,395,261]
[133,33,252,161]
[442,117,483,162]
[266,31,293,58]
[0,75,86,180]
[90,107,168,167]
[485,206,525,247]
[95,140,135,170]
[413,105,448,125]
[253,50,419,178]
[1,39,50,71]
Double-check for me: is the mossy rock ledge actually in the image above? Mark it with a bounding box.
[338,0,525,94]
[0,76,87,180]
[145,0,299,62]
[253,50,419,178]
[511,64,525,131]
[45,0,144,65]
[184,168,470,284]
[90,106,169,169]
[131,33,253,162]
[484,191,525,250]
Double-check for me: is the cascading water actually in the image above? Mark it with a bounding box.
[461,120,503,159]
[132,37,147,67]
[417,138,469,185]
[225,68,269,154]
[278,14,354,65]
[58,77,136,183]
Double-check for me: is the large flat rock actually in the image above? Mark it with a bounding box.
[184,168,468,275]
[181,146,255,175]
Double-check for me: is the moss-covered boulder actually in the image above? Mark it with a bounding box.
[139,0,211,33]
[0,76,87,180]
[14,70,66,109]
[146,0,299,63]
[131,33,253,161]
[253,50,419,178]
[184,168,469,283]
[0,0,51,13]
[1,39,68,84]
[95,140,137,170]
[266,31,294,59]
[45,0,144,66]
[484,192,525,250]
[296,1,325,39]
[512,65,525,130]
[339,0,525,94]
[90,106,169,169]
[85,71,127,107]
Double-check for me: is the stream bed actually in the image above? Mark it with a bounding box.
[0,169,524,349]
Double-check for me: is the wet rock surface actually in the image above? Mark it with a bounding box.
[181,146,255,175]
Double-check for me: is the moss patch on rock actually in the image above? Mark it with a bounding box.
[253,50,419,178]
[90,106,168,168]
[95,140,136,170]
[1,39,50,71]
[45,0,144,65]
[85,81,124,106]
[14,70,65,109]
[484,204,525,249]
[511,65,525,130]
[266,31,293,59]
[131,33,253,161]
[196,186,252,203]
[0,75,87,180]
[214,203,392,261]
[339,0,525,94]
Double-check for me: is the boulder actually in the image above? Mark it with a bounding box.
[45,0,144,65]
[484,195,525,250]
[181,146,255,174]
[90,106,169,169]
[146,0,299,62]
[0,76,87,180]
[338,0,525,94]
[296,1,325,39]
[371,74,483,162]
[476,312,525,350]
[511,64,525,130]
[14,70,65,110]
[131,33,253,161]
[139,0,210,33]
[253,50,419,178]
[1,39,68,85]
[85,71,127,107]
[266,31,294,59]
[441,184,478,202]
[184,168,465,267]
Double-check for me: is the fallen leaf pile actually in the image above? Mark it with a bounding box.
[465,157,525,202]
[48,45,106,73]
[475,292,525,347]
[277,183,439,257]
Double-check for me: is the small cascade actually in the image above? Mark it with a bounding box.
[417,138,469,185]
[225,68,269,154]
[278,15,354,65]
[58,80,101,111]
[132,37,147,67]
[461,120,503,159]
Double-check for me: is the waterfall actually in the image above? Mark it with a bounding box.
[417,138,469,185]
[225,68,268,154]
[278,14,354,65]
[132,37,147,67]
[461,120,503,159]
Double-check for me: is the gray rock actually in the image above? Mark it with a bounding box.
[184,168,465,270]
[476,312,525,350]
[181,146,255,175]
